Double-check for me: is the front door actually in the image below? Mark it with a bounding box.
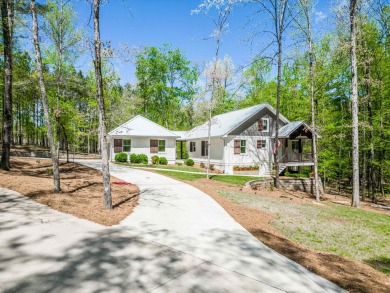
[290,140,300,161]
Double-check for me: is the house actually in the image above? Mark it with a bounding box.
[180,103,319,175]
[108,115,179,164]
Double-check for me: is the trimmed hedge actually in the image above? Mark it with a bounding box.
[138,154,148,164]
[130,153,138,163]
[115,152,128,162]
[185,158,194,166]
[159,157,168,165]
[152,155,159,165]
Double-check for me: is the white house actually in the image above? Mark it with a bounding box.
[108,115,179,164]
[181,103,319,175]
[108,104,319,176]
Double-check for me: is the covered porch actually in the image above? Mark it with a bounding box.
[273,121,320,166]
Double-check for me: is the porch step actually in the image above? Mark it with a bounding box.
[278,164,287,175]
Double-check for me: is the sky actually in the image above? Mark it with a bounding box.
[71,0,333,85]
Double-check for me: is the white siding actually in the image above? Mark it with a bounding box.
[110,136,176,164]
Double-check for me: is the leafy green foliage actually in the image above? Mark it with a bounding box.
[185,158,194,166]
[114,152,128,162]
[137,154,148,164]
[152,155,159,165]
[130,153,138,163]
[158,156,168,165]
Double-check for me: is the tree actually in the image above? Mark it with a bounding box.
[252,0,296,188]
[43,0,82,163]
[295,0,321,201]
[30,0,61,192]
[93,0,112,209]
[134,45,198,130]
[0,0,14,171]
[192,0,236,179]
[350,0,360,207]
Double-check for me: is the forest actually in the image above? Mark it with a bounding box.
[0,0,389,204]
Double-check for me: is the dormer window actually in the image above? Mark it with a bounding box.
[258,118,269,132]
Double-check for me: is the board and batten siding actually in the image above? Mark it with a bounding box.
[110,136,176,164]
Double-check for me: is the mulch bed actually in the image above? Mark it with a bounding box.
[0,158,139,226]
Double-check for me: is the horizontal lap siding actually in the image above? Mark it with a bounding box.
[110,137,176,163]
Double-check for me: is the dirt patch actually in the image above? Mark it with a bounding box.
[0,158,139,226]
[185,178,390,293]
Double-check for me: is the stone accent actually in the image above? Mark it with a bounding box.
[247,177,323,194]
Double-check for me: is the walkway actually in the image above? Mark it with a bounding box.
[80,160,344,292]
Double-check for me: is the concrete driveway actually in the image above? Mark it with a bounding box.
[0,160,345,292]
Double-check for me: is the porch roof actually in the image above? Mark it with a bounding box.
[272,121,321,139]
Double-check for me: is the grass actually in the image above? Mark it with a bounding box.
[155,170,262,185]
[216,190,390,275]
[118,163,206,173]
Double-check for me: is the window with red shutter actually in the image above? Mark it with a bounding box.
[150,139,158,153]
[114,139,122,153]
[234,139,241,154]
[258,119,263,131]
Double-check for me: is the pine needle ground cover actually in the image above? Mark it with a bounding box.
[217,190,390,275]
[0,158,139,226]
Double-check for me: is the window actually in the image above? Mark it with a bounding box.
[258,118,269,132]
[257,140,266,149]
[114,139,122,153]
[158,140,166,152]
[123,139,131,152]
[234,140,246,154]
[240,140,246,153]
[150,139,158,153]
[190,142,196,152]
[201,141,208,156]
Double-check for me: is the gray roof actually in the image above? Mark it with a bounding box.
[185,103,290,140]
[273,121,321,138]
[108,115,179,137]
[171,131,188,139]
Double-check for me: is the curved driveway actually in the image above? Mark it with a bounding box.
[79,160,344,293]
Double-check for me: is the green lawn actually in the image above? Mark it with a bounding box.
[217,190,390,275]
[118,163,206,173]
[156,170,261,185]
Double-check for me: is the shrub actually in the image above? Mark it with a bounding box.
[200,162,205,168]
[159,157,168,165]
[177,162,183,166]
[185,158,194,166]
[152,155,159,165]
[137,154,148,164]
[115,152,128,163]
[130,153,139,163]
[209,164,215,171]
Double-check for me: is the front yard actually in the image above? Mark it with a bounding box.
[218,190,390,275]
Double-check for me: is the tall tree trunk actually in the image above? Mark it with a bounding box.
[30,0,61,192]
[274,39,282,188]
[0,0,14,171]
[303,0,320,201]
[350,0,360,207]
[364,60,376,203]
[93,0,112,209]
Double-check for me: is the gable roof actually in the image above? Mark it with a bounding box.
[184,103,289,140]
[272,121,321,138]
[108,115,179,138]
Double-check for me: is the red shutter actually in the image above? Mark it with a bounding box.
[258,119,263,131]
[257,140,262,149]
[234,140,241,154]
[150,139,158,153]
[114,139,122,153]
